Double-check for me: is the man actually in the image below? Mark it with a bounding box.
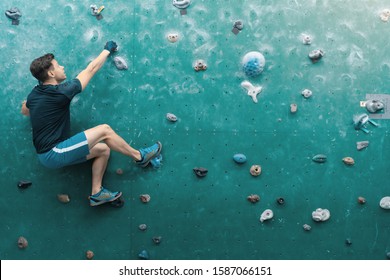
[21,41,162,206]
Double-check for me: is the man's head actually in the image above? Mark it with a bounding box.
[30,53,66,84]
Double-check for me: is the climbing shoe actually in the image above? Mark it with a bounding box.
[89,187,122,206]
[136,141,162,168]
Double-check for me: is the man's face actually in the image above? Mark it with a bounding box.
[49,59,66,82]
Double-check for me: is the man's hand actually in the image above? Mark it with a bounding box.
[104,41,118,53]
[21,100,30,116]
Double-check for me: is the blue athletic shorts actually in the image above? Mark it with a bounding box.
[37,132,90,169]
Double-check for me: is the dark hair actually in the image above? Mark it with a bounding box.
[30,53,55,82]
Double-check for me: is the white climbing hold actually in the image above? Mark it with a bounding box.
[260,209,273,222]
[113,56,128,70]
[241,80,262,103]
[312,208,330,222]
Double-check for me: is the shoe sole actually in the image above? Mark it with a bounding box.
[139,141,162,168]
[90,192,122,207]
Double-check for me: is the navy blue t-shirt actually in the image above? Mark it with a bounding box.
[26,79,82,154]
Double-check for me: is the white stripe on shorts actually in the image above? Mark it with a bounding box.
[52,140,88,153]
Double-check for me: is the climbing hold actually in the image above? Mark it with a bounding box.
[5,7,22,20]
[150,154,163,169]
[113,56,128,70]
[138,224,147,231]
[90,5,104,16]
[5,7,21,25]
[140,194,151,203]
[357,196,366,204]
[356,141,369,151]
[116,168,123,175]
[247,194,260,203]
[303,224,311,231]
[152,236,162,244]
[290,103,298,113]
[242,51,266,77]
[194,60,207,71]
[312,154,327,163]
[86,250,94,260]
[345,238,353,246]
[172,0,191,9]
[57,194,70,203]
[311,208,330,222]
[110,197,125,208]
[17,236,28,249]
[232,20,244,34]
[380,9,390,22]
[138,249,150,260]
[342,157,355,165]
[167,33,179,43]
[379,196,390,209]
[387,252,390,259]
[17,180,32,189]
[250,165,261,176]
[233,153,247,164]
[301,89,312,99]
[241,81,262,103]
[353,113,378,133]
[166,113,178,122]
[193,167,208,177]
[276,197,285,205]
[365,100,384,113]
[308,49,324,63]
[259,209,273,222]
[301,33,312,45]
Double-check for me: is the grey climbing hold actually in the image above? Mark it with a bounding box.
[5,7,21,25]
[113,56,128,70]
[232,20,244,35]
[308,49,324,63]
[17,180,32,189]
[312,154,327,163]
[356,141,369,151]
[303,224,311,231]
[365,100,384,113]
[5,7,21,20]
[172,0,191,9]
[353,113,378,133]
[193,167,208,177]
[152,236,162,244]
[166,113,178,122]
[138,224,147,231]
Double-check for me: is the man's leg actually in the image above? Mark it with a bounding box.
[85,124,141,160]
[87,143,110,195]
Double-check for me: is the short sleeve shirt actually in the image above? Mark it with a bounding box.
[26,79,82,153]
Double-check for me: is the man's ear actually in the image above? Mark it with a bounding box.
[47,69,55,78]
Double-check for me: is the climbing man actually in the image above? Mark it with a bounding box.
[21,41,162,206]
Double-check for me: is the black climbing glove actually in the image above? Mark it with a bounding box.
[104,41,118,54]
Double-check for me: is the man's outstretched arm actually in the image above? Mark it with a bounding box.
[76,41,117,91]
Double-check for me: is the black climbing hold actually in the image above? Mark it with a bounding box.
[345,238,352,246]
[386,252,390,259]
[110,197,124,208]
[276,197,285,205]
[152,236,162,244]
[17,180,32,189]
[193,167,208,177]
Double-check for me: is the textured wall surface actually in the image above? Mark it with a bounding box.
[0,0,389,260]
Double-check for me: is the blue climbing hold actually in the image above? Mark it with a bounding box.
[233,153,247,164]
[138,249,149,260]
[150,154,163,169]
[242,51,265,77]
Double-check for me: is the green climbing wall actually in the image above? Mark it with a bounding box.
[1,0,389,260]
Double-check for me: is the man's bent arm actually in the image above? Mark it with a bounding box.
[76,49,110,91]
